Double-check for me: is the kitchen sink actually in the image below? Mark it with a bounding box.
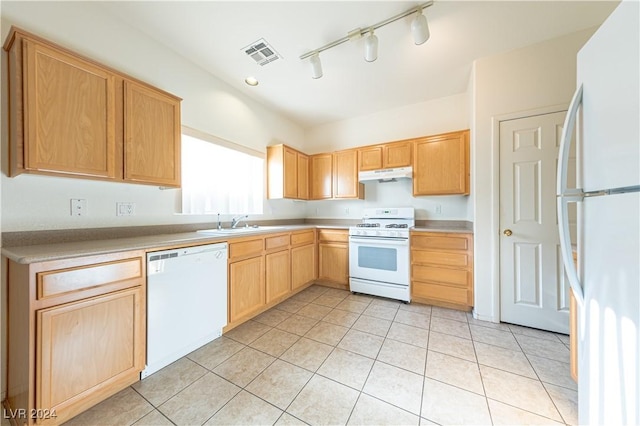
[197,226,286,235]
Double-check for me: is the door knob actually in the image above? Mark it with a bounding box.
[503,229,513,236]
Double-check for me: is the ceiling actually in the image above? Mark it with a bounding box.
[96,1,618,129]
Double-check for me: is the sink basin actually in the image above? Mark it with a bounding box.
[197,226,286,235]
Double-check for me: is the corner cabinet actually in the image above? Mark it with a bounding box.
[4,251,146,425]
[266,144,309,200]
[3,27,181,187]
[413,130,470,196]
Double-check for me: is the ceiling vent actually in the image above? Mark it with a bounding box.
[242,38,282,66]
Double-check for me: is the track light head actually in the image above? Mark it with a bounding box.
[411,8,430,45]
[309,52,323,79]
[364,29,378,62]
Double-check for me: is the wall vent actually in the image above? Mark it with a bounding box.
[242,38,282,66]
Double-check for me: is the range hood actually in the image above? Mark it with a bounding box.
[358,166,413,183]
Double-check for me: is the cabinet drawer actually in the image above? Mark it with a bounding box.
[412,250,469,268]
[412,281,470,305]
[291,230,315,246]
[37,258,143,300]
[412,265,468,287]
[411,234,471,251]
[265,234,289,251]
[318,229,348,243]
[229,238,263,259]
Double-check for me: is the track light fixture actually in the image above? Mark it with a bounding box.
[364,29,378,62]
[300,1,433,79]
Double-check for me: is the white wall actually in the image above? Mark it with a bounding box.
[0,1,308,232]
[304,93,471,220]
[471,28,596,322]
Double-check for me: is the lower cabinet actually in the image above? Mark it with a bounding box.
[411,231,474,310]
[317,229,349,289]
[291,244,316,290]
[229,255,265,323]
[226,229,317,330]
[5,251,146,425]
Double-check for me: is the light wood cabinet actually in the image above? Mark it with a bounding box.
[317,229,349,289]
[266,250,291,304]
[411,231,474,311]
[3,27,181,187]
[310,153,333,200]
[228,237,265,323]
[333,149,364,199]
[266,144,309,200]
[229,255,265,323]
[358,141,412,171]
[123,80,181,187]
[413,130,470,196]
[291,230,317,291]
[227,230,317,330]
[5,251,146,425]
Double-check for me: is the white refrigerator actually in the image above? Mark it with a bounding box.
[557,1,639,424]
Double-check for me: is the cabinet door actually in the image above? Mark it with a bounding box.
[229,256,265,323]
[358,146,383,171]
[333,149,363,199]
[297,153,309,200]
[266,250,291,304]
[124,80,181,187]
[291,244,316,290]
[36,287,144,417]
[283,147,298,199]
[310,154,333,200]
[413,131,469,195]
[384,141,412,168]
[318,242,349,285]
[23,39,117,178]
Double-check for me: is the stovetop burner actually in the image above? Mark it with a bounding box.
[356,223,380,228]
[385,224,409,229]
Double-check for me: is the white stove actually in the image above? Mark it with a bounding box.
[348,208,414,238]
[348,208,414,302]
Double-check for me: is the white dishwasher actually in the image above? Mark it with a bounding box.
[142,242,227,378]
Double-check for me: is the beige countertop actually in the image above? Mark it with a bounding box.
[2,221,472,264]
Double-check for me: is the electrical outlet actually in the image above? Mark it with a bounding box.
[344,208,350,214]
[117,202,136,216]
[70,199,87,216]
[435,204,442,215]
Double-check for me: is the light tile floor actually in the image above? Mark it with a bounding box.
[59,285,577,426]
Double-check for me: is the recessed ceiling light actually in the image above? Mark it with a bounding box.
[245,77,259,86]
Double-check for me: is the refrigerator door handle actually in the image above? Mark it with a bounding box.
[557,83,585,305]
[557,84,583,197]
[558,196,584,304]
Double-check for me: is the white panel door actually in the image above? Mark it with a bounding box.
[500,111,571,333]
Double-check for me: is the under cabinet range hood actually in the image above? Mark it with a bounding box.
[358,166,413,183]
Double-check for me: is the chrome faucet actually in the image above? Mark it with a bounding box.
[231,214,249,228]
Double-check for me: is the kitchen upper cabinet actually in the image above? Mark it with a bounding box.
[358,141,412,171]
[124,80,181,187]
[7,35,118,179]
[413,130,470,196]
[267,144,309,200]
[3,27,182,187]
[411,231,474,310]
[333,149,364,199]
[310,153,333,200]
[5,251,146,425]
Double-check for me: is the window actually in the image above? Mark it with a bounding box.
[181,132,264,215]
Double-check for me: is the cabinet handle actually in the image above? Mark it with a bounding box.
[503,229,513,236]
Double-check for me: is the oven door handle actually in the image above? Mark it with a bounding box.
[348,236,408,246]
